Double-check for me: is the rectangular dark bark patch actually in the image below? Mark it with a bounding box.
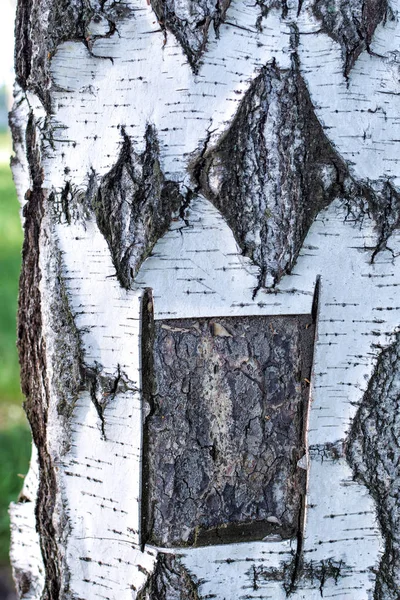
[141,314,314,548]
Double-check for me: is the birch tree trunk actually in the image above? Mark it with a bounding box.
[10,0,400,598]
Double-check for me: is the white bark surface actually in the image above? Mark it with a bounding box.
[10,0,400,598]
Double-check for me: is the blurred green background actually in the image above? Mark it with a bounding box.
[0,1,33,593]
[0,126,31,571]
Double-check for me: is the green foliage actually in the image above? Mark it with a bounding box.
[0,132,24,418]
[0,130,31,565]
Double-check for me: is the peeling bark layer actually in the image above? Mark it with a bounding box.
[348,335,400,600]
[143,315,313,547]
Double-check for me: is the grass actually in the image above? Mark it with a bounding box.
[0,128,31,564]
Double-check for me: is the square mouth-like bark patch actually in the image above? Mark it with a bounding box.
[141,314,314,547]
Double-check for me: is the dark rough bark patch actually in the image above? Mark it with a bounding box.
[313,0,388,77]
[309,440,344,462]
[347,334,400,600]
[137,553,200,600]
[45,242,137,443]
[255,0,295,25]
[16,114,60,600]
[91,126,182,287]
[150,0,231,72]
[14,0,34,92]
[14,0,132,110]
[142,315,314,548]
[336,176,400,263]
[300,559,345,596]
[197,61,347,289]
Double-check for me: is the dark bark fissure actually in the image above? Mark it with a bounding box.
[286,277,320,595]
[313,0,389,78]
[140,289,156,552]
[141,314,315,549]
[347,334,400,600]
[16,114,60,600]
[150,0,231,72]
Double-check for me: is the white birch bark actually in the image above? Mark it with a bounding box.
[9,0,400,598]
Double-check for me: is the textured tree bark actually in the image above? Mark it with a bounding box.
[9,0,400,598]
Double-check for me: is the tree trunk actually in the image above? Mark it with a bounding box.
[10,0,400,598]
